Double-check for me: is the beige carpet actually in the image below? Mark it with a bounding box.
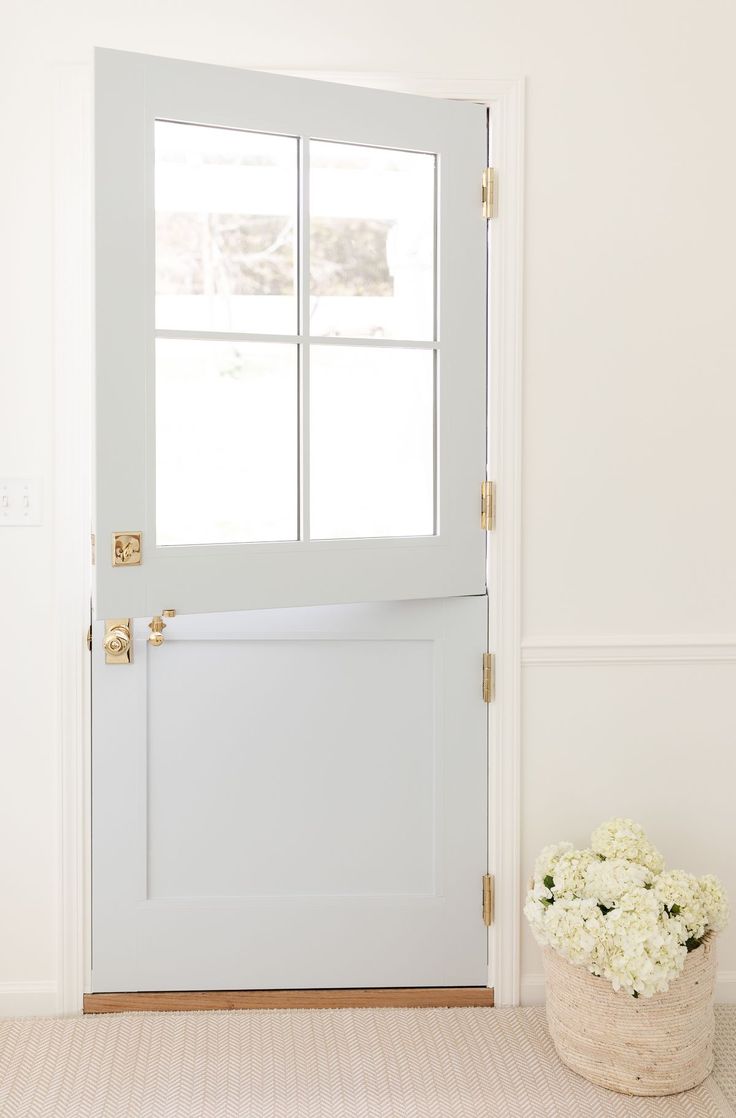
[0,1006,734,1117]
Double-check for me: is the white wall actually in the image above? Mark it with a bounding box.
[2,0,735,1012]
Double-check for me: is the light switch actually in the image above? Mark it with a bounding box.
[0,478,42,526]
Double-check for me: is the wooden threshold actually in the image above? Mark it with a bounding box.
[83,987,494,1014]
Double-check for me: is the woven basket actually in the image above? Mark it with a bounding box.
[543,934,717,1096]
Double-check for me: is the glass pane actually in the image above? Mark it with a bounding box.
[310,347,435,539]
[155,122,298,334]
[156,340,297,545]
[310,142,435,341]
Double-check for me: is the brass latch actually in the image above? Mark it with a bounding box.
[103,619,132,664]
[482,874,494,926]
[112,532,142,566]
[148,609,176,646]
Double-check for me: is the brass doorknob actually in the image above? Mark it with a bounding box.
[103,624,131,658]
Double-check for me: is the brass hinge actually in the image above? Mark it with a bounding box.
[86,625,92,652]
[480,480,496,530]
[482,873,494,926]
[482,652,495,703]
[481,167,496,219]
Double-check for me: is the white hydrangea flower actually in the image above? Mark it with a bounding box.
[595,887,687,998]
[590,817,664,874]
[584,857,653,909]
[524,867,555,941]
[699,875,729,933]
[530,881,553,903]
[523,890,548,939]
[654,870,707,941]
[540,896,606,965]
[525,821,726,999]
[533,842,573,887]
[551,848,599,899]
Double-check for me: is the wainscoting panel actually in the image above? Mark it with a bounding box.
[520,638,736,1006]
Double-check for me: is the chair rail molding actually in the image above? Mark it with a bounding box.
[522,636,736,665]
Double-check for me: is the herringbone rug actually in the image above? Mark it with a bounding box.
[0,1006,734,1117]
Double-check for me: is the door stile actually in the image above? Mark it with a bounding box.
[298,136,311,543]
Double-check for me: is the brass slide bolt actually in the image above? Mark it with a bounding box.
[148,609,176,646]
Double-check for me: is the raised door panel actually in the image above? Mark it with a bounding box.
[91,597,488,990]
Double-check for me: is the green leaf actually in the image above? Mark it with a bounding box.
[670,903,681,916]
[543,875,554,890]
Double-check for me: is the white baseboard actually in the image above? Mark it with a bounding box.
[0,981,58,1018]
[520,974,546,1006]
[521,971,736,1007]
[716,972,736,1004]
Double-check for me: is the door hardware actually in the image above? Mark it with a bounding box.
[103,619,132,664]
[482,652,495,703]
[482,874,494,926]
[480,480,496,530]
[481,167,496,219]
[112,532,142,566]
[148,609,176,646]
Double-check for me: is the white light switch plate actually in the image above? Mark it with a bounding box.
[0,478,43,526]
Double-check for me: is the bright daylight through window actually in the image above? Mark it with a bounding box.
[154,120,437,546]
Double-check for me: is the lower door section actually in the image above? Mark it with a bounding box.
[91,596,488,992]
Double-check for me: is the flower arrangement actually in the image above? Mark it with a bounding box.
[525,818,728,999]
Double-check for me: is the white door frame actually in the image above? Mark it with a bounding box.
[53,62,525,1013]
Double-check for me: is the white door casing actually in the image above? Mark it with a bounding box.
[91,597,488,991]
[95,49,488,618]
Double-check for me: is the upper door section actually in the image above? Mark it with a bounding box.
[95,50,488,617]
